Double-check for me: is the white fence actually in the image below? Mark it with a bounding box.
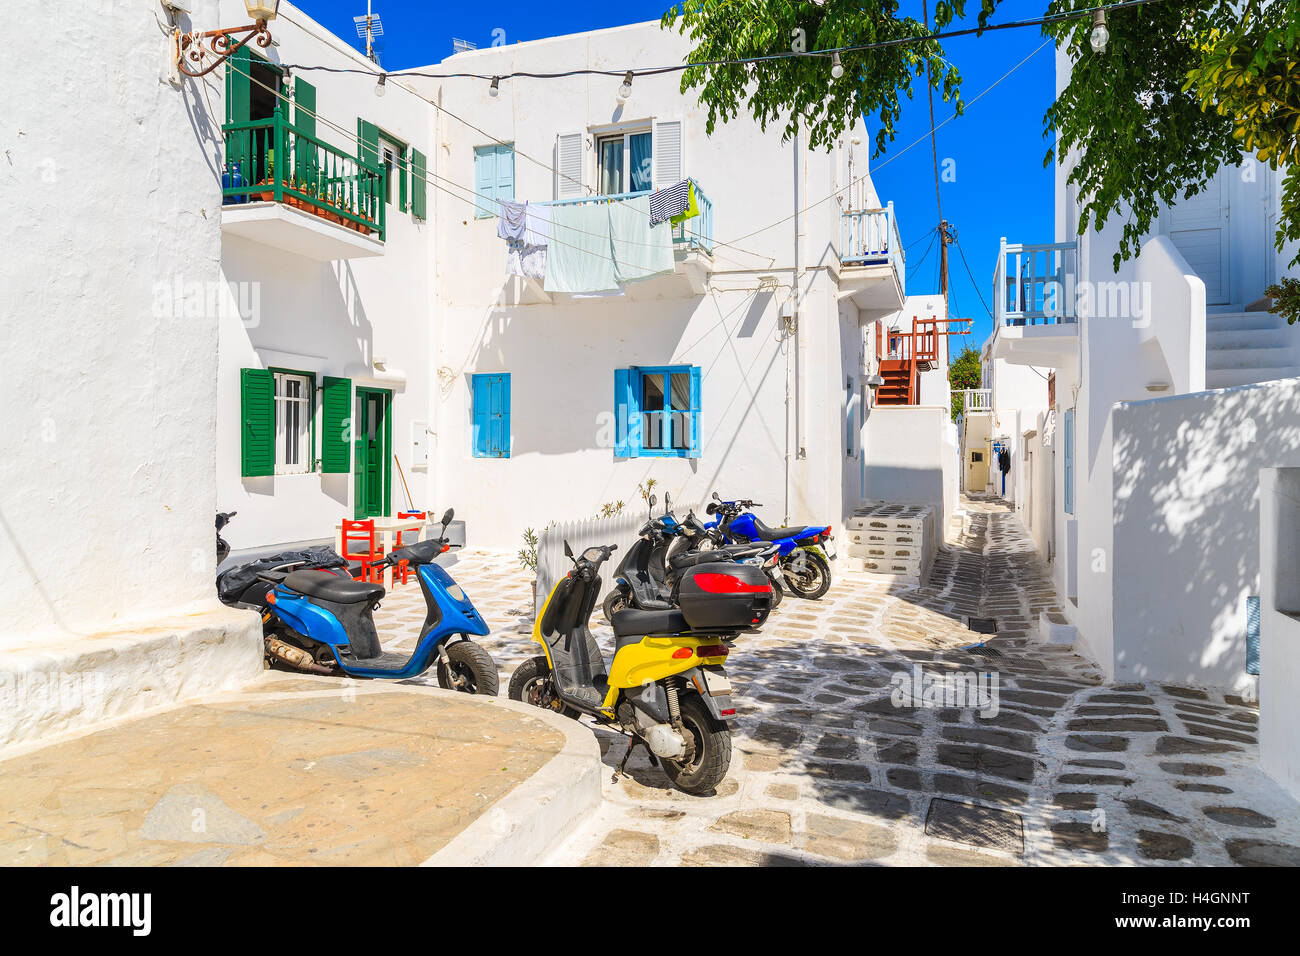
[534,503,701,610]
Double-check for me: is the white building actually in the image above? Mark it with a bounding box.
[983,45,1300,797]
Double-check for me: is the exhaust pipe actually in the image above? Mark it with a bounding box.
[265,637,335,675]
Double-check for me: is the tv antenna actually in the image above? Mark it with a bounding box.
[353,2,384,63]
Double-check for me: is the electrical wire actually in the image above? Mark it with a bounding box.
[272,0,1167,82]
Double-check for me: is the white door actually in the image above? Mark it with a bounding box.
[1166,169,1231,305]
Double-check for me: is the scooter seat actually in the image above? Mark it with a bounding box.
[667,550,736,572]
[750,519,812,541]
[284,570,385,604]
[611,606,690,638]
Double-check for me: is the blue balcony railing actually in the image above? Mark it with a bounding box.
[994,237,1078,326]
[841,201,905,290]
[544,179,714,254]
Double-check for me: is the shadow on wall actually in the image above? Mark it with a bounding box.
[1111,378,1300,686]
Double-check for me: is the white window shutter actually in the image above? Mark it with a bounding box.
[652,118,683,189]
[555,131,586,199]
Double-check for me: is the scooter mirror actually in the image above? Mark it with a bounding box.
[712,491,721,502]
[564,540,574,559]
[648,494,657,510]
[664,492,672,513]
[440,508,454,527]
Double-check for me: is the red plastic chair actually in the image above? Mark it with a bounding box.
[341,518,386,584]
[391,510,429,585]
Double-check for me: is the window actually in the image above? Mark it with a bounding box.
[474,144,515,218]
[273,371,314,474]
[597,130,652,195]
[378,133,408,209]
[471,373,511,458]
[1063,407,1075,515]
[613,365,701,458]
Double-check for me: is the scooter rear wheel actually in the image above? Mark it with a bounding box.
[782,548,832,600]
[508,655,580,719]
[659,693,732,795]
[435,639,499,696]
[601,588,630,625]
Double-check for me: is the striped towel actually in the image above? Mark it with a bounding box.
[648,179,690,226]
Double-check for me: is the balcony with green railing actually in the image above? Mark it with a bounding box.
[221,109,387,258]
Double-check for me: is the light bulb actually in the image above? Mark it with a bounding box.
[831,52,844,80]
[489,76,500,97]
[374,73,387,97]
[617,70,633,103]
[1090,10,1109,54]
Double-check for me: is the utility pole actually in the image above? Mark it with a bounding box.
[938,219,952,299]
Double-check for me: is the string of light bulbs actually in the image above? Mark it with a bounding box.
[284,0,1158,97]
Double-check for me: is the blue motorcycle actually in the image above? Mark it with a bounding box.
[224,509,499,694]
[704,493,834,600]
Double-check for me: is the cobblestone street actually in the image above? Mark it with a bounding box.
[378,497,1300,865]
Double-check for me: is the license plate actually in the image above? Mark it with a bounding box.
[702,668,732,697]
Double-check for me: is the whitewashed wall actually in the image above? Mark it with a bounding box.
[1110,378,1300,687]
[0,0,229,638]
[423,22,895,549]
[210,2,438,552]
[1260,467,1300,801]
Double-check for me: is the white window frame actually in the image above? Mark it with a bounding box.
[273,371,314,475]
[596,127,651,196]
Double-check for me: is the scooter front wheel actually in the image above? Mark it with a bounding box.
[782,548,832,600]
[436,639,499,696]
[508,655,580,719]
[601,588,630,625]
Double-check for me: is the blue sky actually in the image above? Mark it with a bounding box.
[296,1,1058,349]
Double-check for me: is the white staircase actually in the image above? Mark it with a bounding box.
[1205,309,1300,389]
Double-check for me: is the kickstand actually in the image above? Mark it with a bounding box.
[612,737,641,784]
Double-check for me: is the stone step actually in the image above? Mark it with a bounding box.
[1206,345,1300,371]
[1206,365,1300,389]
[1204,311,1282,333]
[1206,327,1292,351]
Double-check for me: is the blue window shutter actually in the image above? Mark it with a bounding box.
[614,368,643,457]
[1246,595,1261,675]
[472,374,489,456]
[688,365,702,458]
[474,147,494,218]
[497,146,515,204]
[493,374,511,458]
[1063,408,1075,515]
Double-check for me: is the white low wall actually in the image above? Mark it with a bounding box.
[863,405,955,533]
[1111,377,1300,688]
[1135,236,1206,394]
[1260,468,1300,802]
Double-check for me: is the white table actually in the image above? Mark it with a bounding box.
[335,517,428,590]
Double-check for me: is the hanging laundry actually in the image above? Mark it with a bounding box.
[610,195,674,285]
[506,238,547,280]
[496,199,529,241]
[523,201,551,247]
[669,181,700,226]
[544,202,620,294]
[648,179,691,226]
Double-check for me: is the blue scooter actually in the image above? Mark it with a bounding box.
[704,493,834,600]
[253,509,499,694]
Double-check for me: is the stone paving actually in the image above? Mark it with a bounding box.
[376,496,1300,866]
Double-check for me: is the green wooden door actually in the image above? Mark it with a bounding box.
[353,388,391,519]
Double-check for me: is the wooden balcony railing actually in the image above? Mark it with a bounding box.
[993,237,1077,326]
[842,201,905,289]
[221,110,386,241]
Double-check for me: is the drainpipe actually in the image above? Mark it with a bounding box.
[787,122,805,524]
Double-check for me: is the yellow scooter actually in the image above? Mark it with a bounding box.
[509,541,772,795]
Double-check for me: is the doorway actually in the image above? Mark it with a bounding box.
[353,387,392,519]
[1166,168,1231,306]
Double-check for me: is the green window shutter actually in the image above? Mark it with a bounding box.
[358,119,380,219]
[240,368,274,478]
[321,376,352,474]
[224,46,253,177]
[294,78,317,184]
[411,149,427,220]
